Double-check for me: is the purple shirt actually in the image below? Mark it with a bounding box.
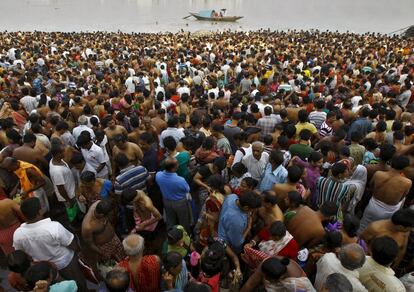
[295,157,321,205]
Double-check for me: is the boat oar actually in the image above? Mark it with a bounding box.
[183,15,192,20]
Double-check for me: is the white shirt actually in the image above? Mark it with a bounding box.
[125,76,139,93]
[13,218,74,270]
[242,152,269,181]
[177,86,190,97]
[315,253,367,292]
[232,145,252,167]
[49,160,76,202]
[159,127,185,148]
[72,125,95,141]
[358,256,405,292]
[20,95,38,114]
[207,87,219,99]
[81,143,109,178]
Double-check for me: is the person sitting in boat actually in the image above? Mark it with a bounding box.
[220,9,226,17]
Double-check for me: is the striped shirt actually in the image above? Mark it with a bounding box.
[316,176,352,214]
[309,111,327,130]
[319,121,333,138]
[114,165,149,195]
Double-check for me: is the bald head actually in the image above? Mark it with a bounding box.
[338,243,366,271]
[164,157,178,172]
[122,234,144,257]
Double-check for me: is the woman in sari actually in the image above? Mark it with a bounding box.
[197,175,226,248]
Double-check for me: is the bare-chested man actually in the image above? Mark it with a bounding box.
[258,191,284,227]
[81,200,126,262]
[151,109,168,135]
[0,198,23,255]
[273,165,304,212]
[361,208,414,268]
[103,116,128,147]
[112,134,143,172]
[287,201,338,248]
[12,133,48,171]
[358,155,412,234]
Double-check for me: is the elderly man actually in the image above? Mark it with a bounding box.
[118,234,161,292]
[314,243,367,292]
[242,141,269,181]
[358,236,406,292]
[155,157,192,233]
[72,115,95,141]
[320,273,353,292]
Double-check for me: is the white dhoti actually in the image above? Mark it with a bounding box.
[358,197,403,235]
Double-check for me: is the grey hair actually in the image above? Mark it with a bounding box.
[122,234,144,256]
[324,273,353,292]
[252,141,264,149]
[78,115,88,125]
[338,243,366,270]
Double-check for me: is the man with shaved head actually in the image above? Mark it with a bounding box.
[118,234,161,292]
[315,243,367,291]
[155,156,192,232]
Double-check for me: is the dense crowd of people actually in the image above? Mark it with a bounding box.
[0,29,413,291]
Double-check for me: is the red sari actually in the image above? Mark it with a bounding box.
[118,255,161,292]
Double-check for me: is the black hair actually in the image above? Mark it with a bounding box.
[70,153,85,165]
[263,191,278,205]
[363,138,378,151]
[25,262,51,290]
[163,251,182,271]
[241,177,258,189]
[115,153,129,169]
[213,156,227,171]
[269,221,286,238]
[20,197,41,221]
[371,236,399,266]
[139,132,154,144]
[391,155,410,170]
[308,151,323,163]
[184,282,211,292]
[319,201,338,217]
[121,188,136,205]
[323,231,343,249]
[298,109,309,123]
[6,129,21,144]
[239,191,262,209]
[232,163,248,176]
[351,131,363,142]
[167,116,179,127]
[7,250,31,274]
[23,133,37,144]
[287,165,302,183]
[285,124,296,138]
[80,170,96,183]
[163,136,177,151]
[96,199,112,216]
[288,192,303,208]
[331,162,347,177]
[379,144,396,162]
[261,257,289,280]
[201,241,225,277]
[264,106,272,116]
[376,120,387,132]
[269,150,284,166]
[391,208,414,228]
[343,214,360,237]
[263,134,273,146]
[277,135,289,149]
[206,174,225,193]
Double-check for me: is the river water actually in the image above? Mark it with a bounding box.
[0,0,412,34]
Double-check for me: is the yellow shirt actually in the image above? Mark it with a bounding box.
[295,122,317,139]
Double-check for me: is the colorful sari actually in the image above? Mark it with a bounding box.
[197,192,225,247]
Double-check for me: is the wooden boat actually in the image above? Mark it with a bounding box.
[188,10,243,22]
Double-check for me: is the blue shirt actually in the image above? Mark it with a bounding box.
[259,163,288,191]
[218,194,247,253]
[155,171,190,201]
[348,118,373,140]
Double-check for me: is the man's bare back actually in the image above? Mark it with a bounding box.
[273,183,298,212]
[287,206,325,248]
[0,199,22,229]
[258,205,284,227]
[372,170,412,205]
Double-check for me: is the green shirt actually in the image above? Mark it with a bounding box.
[289,143,313,161]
